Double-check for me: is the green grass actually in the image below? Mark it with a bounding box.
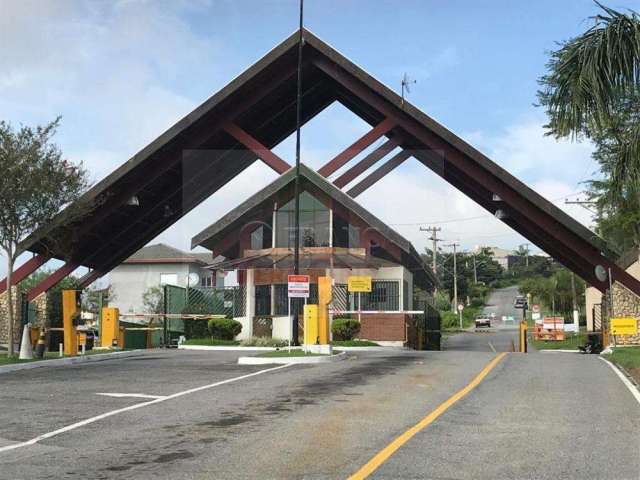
[256,349,329,358]
[603,347,640,373]
[331,340,379,347]
[183,338,240,346]
[530,332,587,350]
[0,349,128,365]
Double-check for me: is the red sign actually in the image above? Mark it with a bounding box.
[288,275,310,298]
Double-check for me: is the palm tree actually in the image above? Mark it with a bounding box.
[538,2,640,197]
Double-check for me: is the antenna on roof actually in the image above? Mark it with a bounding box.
[401,72,416,106]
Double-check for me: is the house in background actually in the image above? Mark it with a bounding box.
[473,246,518,271]
[191,164,437,345]
[109,243,225,313]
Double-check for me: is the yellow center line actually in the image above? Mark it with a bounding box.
[348,352,508,480]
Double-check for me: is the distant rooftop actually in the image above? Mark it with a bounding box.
[123,243,222,265]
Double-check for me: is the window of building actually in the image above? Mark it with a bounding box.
[160,273,178,286]
[250,223,272,250]
[346,280,399,311]
[200,273,214,287]
[254,285,271,316]
[332,215,360,248]
[275,191,330,248]
[272,283,319,315]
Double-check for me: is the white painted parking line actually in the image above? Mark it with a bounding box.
[0,364,291,454]
[96,393,166,400]
[488,342,496,353]
[599,357,640,406]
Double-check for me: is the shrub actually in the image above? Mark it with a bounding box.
[240,336,288,347]
[208,318,242,340]
[182,304,210,339]
[332,319,361,341]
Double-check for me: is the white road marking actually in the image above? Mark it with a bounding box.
[96,393,166,400]
[487,342,496,353]
[0,364,291,454]
[599,357,640,406]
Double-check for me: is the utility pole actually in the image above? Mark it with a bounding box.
[445,242,459,314]
[520,243,530,268]
[420,226,441,276]
[291,0,304,346]
[472,253,478,284]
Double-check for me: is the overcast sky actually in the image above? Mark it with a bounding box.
[3,0,636,278]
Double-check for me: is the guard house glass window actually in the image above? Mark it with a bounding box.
[250,223,272,250]
[275,191,330,248]
[332,215,360,248]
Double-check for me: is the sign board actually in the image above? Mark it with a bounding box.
[288,274,310,298]
[532,312,541,321]
[611,317,638,336]
[543,316,564,331]
[457,304,464,312]
[348,276,372,293]
[532,304,540,314]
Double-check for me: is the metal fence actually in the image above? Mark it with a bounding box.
[164,285,246,318]
[333,281,400,311]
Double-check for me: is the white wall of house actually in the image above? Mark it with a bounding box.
[109,263,216,314]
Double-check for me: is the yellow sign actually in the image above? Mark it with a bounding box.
[611,317,638,336]
[348,276,372,293]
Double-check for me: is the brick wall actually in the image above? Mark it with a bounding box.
[359,313,407,342]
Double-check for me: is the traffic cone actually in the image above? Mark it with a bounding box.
[35,328,46,359]
[19,325,34,360]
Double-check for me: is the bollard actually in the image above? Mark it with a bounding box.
[81,344,86,355]
[59,343,63,357]
[519,320,528,353]
[35,328,46,359]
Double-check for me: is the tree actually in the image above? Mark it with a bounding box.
[142,286,164,314]
[0,118,88,355]
[538,3,640,199]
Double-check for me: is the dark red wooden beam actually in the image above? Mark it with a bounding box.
[334,139,397,188]
[77,269,104,290]
[0,254,48,295]
[313,56,640,296]
[317,117,395,177]
[348,150,411,198]
[27,262,78,302]
[224,123,291,174]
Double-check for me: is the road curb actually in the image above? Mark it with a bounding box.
[179,344,399,352]
[179,345,289,351]
[599,356,640,405]
[238,351,347,365]
[0,350,147,375]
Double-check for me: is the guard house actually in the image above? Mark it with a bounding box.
[191,164,436,344]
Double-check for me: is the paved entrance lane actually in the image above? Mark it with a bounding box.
[0,350,497,479]
[444,286,523,352]
[371,353,640,480]
[0,350,278,443]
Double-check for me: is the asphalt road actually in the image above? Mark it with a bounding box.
[0,347,638,479]
[444,286,524,352]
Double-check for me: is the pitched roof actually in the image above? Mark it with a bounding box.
[191,163,409,252]
[16,28,637,295]
[123,243,219,265]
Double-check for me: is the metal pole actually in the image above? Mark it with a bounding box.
[473,254,477,284]
[291,0,304,346]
